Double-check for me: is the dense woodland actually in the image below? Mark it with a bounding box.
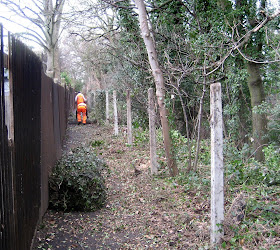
[1,0,279,248]
[63,0,280,162]
[59,0,280,172]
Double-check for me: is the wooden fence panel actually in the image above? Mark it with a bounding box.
[0,26,73,249]
[0,23,16,250]
[41,72,56,218]
[52,83,62,160]
[58,85,67,142]
[11,36,42,249]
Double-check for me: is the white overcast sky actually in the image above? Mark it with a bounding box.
[1,0,279,31]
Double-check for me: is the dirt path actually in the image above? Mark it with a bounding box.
[33,123,210,249]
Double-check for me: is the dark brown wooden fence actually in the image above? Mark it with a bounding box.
[0,24,74,249]
[0,24,16,250]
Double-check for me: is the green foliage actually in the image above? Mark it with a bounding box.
[251,98,280,145]
[246,187,280,224]
[225,141,280,187]
[49,146,107,212]
[222,66,251,144]
[169,129,211,169]
[221,186,280,249]
[262,145,280,185]
[149,0,187,32]
[74,80,84,92]
[160,125,279,188]
[133,128,149,147]
[198,140,211,165]
[92,90,106,121]
[267,102,280,145]
[61,72,72,87]
[168,130,190,169]
[174,170,210,194]
[132,106,149,130]
[165,133,279,248]
[116,0,139,36]
[91,140,104,147]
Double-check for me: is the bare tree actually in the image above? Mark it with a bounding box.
[0,0,66,81]
[135,0,178,176]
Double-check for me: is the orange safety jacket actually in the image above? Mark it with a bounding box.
[75,93,86,106]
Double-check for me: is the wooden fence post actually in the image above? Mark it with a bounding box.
[210,82,224,245]
[148,88,158,175]
[127,90,132,145]
[106,90,109,124]
[113,90,118,136]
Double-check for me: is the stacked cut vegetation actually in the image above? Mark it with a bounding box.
[49,146,108,212]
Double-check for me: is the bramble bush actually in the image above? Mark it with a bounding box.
[49,146,108,212]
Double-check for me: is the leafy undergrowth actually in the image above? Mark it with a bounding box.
[33,123,280,249]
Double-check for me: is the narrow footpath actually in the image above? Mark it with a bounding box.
[32,122,210,249]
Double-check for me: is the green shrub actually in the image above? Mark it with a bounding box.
[225,141,280,186]
[170,129,211,169]
[93,90,106,121]
[133,128,149,146]
[61,72,72,87]
[49,146,107,212]
[267,102,280,145]
[262,144,280,186]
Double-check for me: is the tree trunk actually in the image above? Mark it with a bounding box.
[46,45,59,79]
[126,90,133,145]
[45,37,61,82]
[148,88,159,175]
[247,62,268,162]
[135,0,178,176]
[44,0,65,82]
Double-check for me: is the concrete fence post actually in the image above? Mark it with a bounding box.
[148,88,158,175]
[127,90,132,145]
[210,82,224,246]
[106,90,109,124]
[113,90,118,136]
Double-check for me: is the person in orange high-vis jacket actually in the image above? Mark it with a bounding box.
[75,92,87,125]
